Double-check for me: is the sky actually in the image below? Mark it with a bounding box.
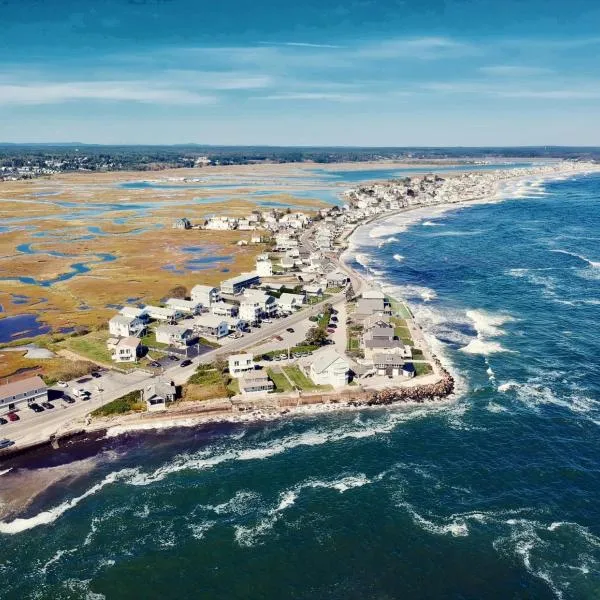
[1,0,600,146]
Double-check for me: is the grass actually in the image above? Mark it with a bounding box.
[60,331,113,364]
[91,390,146,417]
[140,331,169,349]
[198,336,221,348]
[227,377,240,396]
[282,365,316,390]
[0,350,97,384]
[183,364,232,401]
[414,362,433,376]
[266,368,293,393]
[388,297,413,319]
[258,345,319,360]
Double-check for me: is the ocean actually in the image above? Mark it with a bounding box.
[1,172,599,599]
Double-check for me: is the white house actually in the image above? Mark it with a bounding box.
[107,336,141,363]
[240,289,277,321]
[256,254,273,277]
[221,315,250,333]
[228,353,254,378]
[205,217,236,230]
[303,284,323,298]
[108,315,144,338]
[145,305,181,322]
[220,272,260,295]
[155,324,196,347]
[165,298,203,315]
[239,372,275,396]
[307,348,349,388]
[325,270,349,288]
[192,314,229,339]
[211,301,238,317]
[144,380,177,412]
[191,285,221,307]
[277,293,305,313]
[120,305,148,321]
[0,375,48,412]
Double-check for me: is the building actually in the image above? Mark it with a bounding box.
[373,353,405,377]
[402,363,416,378]
[306,348,349,388]
[240,289,277,321]
[325,270,349,288]
[355,298,388,319]
[190,285,221,307]
[0,375,48,412]
[108,315,144,338]
[255,254,273,277]
[363,315,391,330]
[143,380,177,412]
[239,372,275,396]
[211,302,238,317]
[120,305,149,321]
[277,292,305,313]
[172,218,191,230]
[107,336,141,362]
[145,305,181,322]
[165,298,203,315]
[303,284,323,298]
[221,315,250,333]
[220,272,260,295]
[192,314,229,339]
[155,324,196,347]
[228,353,254,378]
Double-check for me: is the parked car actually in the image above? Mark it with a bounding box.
[0,439,14,450]
[168,355,178,361]
[62,395,75,404]
[330,316,338,322]
[42,402,55,410]
[29,403,44,413]
[150,361,161,368]
[327,328,335,334]
[91,371,102,379]
[74,388,91,399]
[0,418,7,425]
[6,412,19,422]
[180,359,192,367]
[329,323,337,329]
[57,380,68,388]
[286,327,295,333]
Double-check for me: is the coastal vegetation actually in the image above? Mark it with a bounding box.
[266,368,293,393]
[183,363,237,401]
[91,391,146,417]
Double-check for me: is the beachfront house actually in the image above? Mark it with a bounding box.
[373,353,406,377]
[363,289,386,300]
[190,285,221,307]
[325,270,349,288]
[228,353,254,378]
[221,315,250,333]
[192,314,229,339]
[144,380,177,412]
[239,373,275,396]
[107,336,142,363]
[220,272,260,296]
[277,292,305,313]
[355,298,388,320]
[165,298,203,315]
[145,305,182,322]
[155,324,196,347]
[211,301,238,317]
[120,305,149,321]
[256,254,273,277]
[108,314,144,338]
[305,348,349,389]
[0,375,48,412]
[240,289,278,321]
[303,284,323,298]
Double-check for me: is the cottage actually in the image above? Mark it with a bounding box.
[144,380,177,412]
[240,289,278,321]
[220,272,260,295]
[0,375,48,412]
[228,353,254,378]
[191,285,221,307]
[145,305,181,322]
[165,298,203,315]
[303,284,323,298]
[373,353,405,377]
[107,336,141,362]
[211,302,238,317]
[108,315,144,338]
[120,305,149,321]
[192,314,229,339]
[155,324,196,347]
[306,348,349,388]
[277,292,305,313]
[239,372,275,396]
[325,270,349,288]
[355,298,387,319]
[221,315,250,333]
[363,315,391,330]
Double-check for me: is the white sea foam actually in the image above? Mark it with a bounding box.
[551,249,600,269]
[422,220,441,227]
[393,253,404,262]
[460,309,515,355]
[188,520,216,540]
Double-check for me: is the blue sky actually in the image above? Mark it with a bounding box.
[1,0,600,145]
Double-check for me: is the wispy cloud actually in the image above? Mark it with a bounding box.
[259,41,345,49]
[0,81,217,105]
[256,92,369,102]
[355,36,477,60]
[421,81,600,99]
[479,65,553,76]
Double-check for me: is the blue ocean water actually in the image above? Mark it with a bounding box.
[1,173,599,599]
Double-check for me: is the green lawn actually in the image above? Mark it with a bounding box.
[259,345,319,360]
[140,331,169,349]
[283,365,316,390]
[267,368,293,393]
[91,391,146,417]
[227,377,240,395]
[414,362,433,376]
[60,331,113,364]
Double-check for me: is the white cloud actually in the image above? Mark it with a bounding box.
[421,81,600,99]
[355,36,476,60]
[257,92,369,102]
[479,65,553,76]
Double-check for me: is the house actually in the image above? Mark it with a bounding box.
[155,324,196,347]
[363,315,391,330]
[256,254,273,277]
[120,305,149,321]
[280,256,295,271]
[107,336,141,362]
[240,289,278,321]
[172,217,191,230]
[192,314,229,339]
[145,305,181,322]
[355,298,387,319]
[402,363,416,378]
[277,292,305,313]
[305,348,349,388]
[220,272,260,295]
[165,298,203,315]
[373,353,405,377]
[325,270,349,288]
[191,285,221,307]
[228,353,254,377]
[143,380,177,412]
[205,217,236,230]
[221,315,250,333]
[0,375,48,412]
[239,372,275,396]
[211,301,238,317]
[303,284,323,298]
[108,315,144,338]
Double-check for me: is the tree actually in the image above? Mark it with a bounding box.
[214,354,227,374]
[167,285,188,299]
[305,326,328,346]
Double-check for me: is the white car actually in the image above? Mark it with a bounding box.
[57,381,68,388]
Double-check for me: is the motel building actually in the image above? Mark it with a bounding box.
[0,375,48,412]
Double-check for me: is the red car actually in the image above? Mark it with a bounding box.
[6,412,19,422]
[327,328,335,334]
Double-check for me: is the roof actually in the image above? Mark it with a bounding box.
[310,348,349,374]
[303,284,323,293]
[373,353,404,366]
[364,315,391,329]
[356,298,385,315]
[166,298,201,309]
[109,314,136,325]
[242,289,275,304]
[144,380,176,401]
[325,270,347,281]
[191,284,218,294]
[118,336,141,349]
[240,373,272,386]
[229,353,253,362]
[193,314,227,328]
[157,324,192,336]
[364,338,402,349]
[0,375,46,401]
[370,326,395,339]
[363,289,386,300]
[221,272,259,287]
[403,362,416,373]
[279,292,303,303]
[120,305,146,317]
